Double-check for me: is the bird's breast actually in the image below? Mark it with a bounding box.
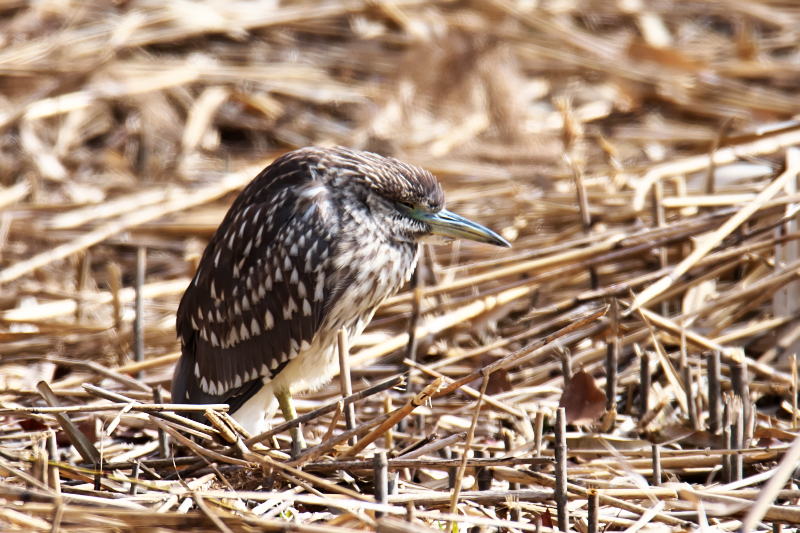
[326,234,419,336]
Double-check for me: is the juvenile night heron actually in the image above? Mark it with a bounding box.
[172,147,509,448]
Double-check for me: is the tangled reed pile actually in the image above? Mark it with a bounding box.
[3,0,800,531]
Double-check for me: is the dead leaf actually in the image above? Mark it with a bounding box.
[559,369,607,425]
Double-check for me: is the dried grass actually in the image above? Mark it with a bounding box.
[3,0,800,531]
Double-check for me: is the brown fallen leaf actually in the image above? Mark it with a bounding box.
[559,369,607,425]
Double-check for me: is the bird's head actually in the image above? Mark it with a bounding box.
[328,148,511,248]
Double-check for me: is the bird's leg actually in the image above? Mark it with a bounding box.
[276,388,305,456]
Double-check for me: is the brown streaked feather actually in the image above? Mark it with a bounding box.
[173,150,340,412]
[173,146,438,422]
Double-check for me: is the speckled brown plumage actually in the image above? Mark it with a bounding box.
[172,147,447,432]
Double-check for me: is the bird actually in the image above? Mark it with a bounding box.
[171,146,509,451]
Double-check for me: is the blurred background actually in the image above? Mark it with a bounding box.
[1,0,800,409]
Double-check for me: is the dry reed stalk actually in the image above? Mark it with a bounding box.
[6,2,800,532]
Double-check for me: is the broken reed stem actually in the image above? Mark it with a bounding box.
[129,462,140,496]
[337,329,357,446]
[637,345,650,418]
[475,450,493,491]
[680,326,699,430]
[133,245,146,380]
[448,374,489,532]
[441,446,455,489]
[555,407,569,533]
[723,399,732,483]
[652,444,661,486]
[606,299,619,411]
[732,403,744,482]
[708,350,722,433]
[374,451,389,518]
[587,489,599,533]
[729,348,751,432]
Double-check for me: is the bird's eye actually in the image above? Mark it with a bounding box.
[399,201,415,210]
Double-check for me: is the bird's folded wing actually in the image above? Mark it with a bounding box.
[173,152,341,408]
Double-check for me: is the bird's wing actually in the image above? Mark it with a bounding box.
[172,151,341,411]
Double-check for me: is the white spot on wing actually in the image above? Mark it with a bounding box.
[229,327,239,346]
[314,280,324,302]
[283,297,297,319]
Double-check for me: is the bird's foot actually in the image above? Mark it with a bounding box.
[276,388,306,457]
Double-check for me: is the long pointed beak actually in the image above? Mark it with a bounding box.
[421,209,511,247]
